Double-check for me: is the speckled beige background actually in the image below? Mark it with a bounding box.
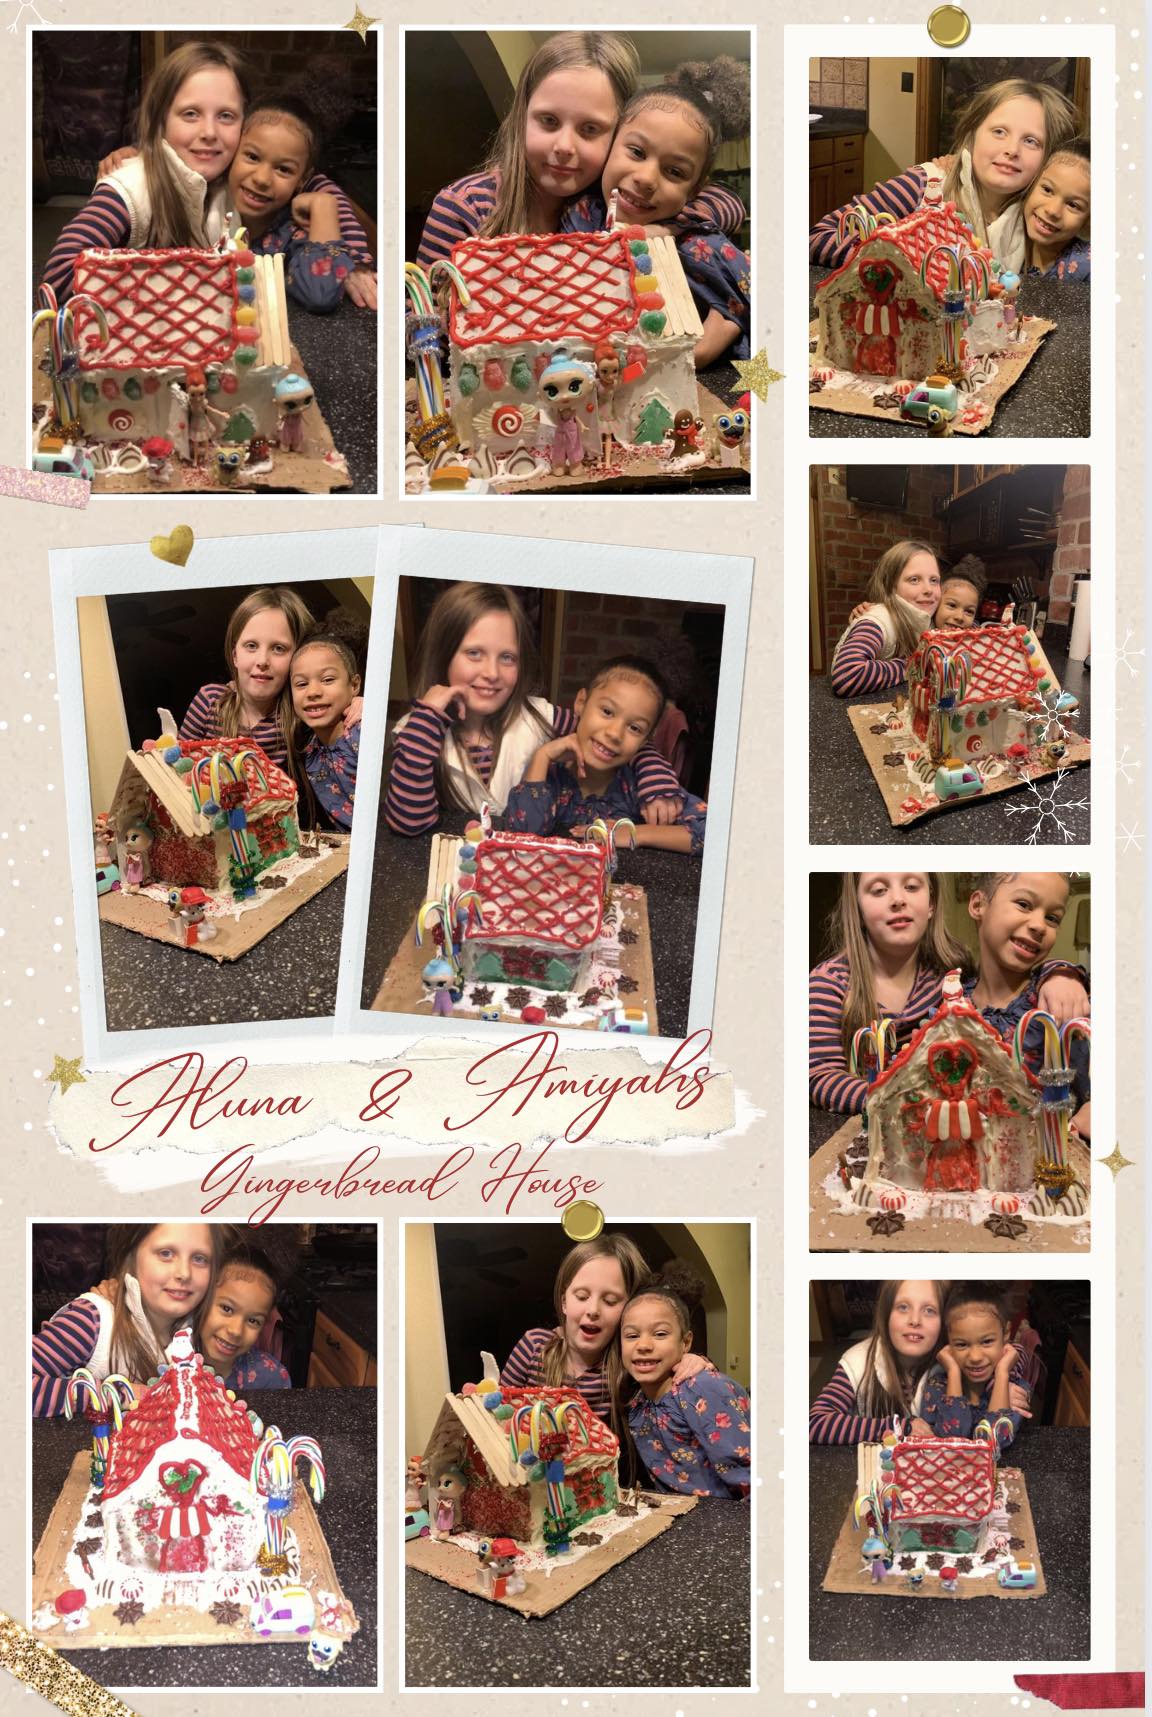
[1,4,1143,1713]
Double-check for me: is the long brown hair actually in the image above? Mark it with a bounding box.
[941,77,1079,232]
[136,42,251,247]
[825,872,970,1057]
[537,1233,650,1449]
[856,1279,949,1418]
[411,581,549,812]
[215,586,316,743]
[864,539,941,658]
[103,1224,231,1384]
[480,32,640,236]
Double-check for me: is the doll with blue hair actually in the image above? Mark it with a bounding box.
[537,350,598,475]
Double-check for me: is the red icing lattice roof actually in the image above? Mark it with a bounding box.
[469,833,606,950]
[911,625,1043,705]
[449,233,639,348]
[868,977,1040,1098]
[893,1437,996,1522]
[818,203,992,303]
[495,1386,619,1460]
[103,1352,259,1502]
[73,248,241,372]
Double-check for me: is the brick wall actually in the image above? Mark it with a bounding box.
[556,593,724,705]
[814,466,952,664]
[1048,465,1091,625]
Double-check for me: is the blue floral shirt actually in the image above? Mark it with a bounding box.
[961,973,1090,1106]
[251,214,356,313]
[303,724,358,830]
[1027,237,1090,281]
[919,1360,1027,1453]
[504,765,706,854]
[223,1348,291,1392]
[628,1372,751,1497]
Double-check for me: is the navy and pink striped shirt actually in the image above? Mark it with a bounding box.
[809,166,930,269]
[42,171,371,304]
[809,955,947,1115]
[501,1327,612,1423]
[417,169,746,269]
[830,618,908,699]
[33,1296,106,1418]
[179,684,286,766]
[809,1364,906,1445]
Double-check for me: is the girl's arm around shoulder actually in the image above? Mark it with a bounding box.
[829,619,906,699]
[631,789,706,854]
[301,173,373,268]
[679,181,745,237]
[500,1329,550,1390]
[384,701,452,835]
[416,174,496,269]
[32,1296,102,1417]
[41,184,132,303]
[180,685,224,744]
[809,167,928,268]
[809,957,868,1114]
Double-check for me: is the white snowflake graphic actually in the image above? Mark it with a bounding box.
[1117,744,1142,785]
[1031,680,1083,751]
[1117,626,1145,677]
[1117,820,1143,854]
[1003,770,1090,844]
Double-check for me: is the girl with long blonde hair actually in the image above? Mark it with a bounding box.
[829,539,941,699]
[180,586,318,766]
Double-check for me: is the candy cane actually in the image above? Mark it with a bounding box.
[285,1435,327,1505]
[1012,1010,1062,1071]
[920,243,962,295]
[960,249,992,305]
[100,1374,136,1432]
[64,1368,103,1420]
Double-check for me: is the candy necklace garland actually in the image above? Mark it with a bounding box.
[1011,1010,1091,1192]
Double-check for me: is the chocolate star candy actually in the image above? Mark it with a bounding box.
[924,1552,944,1570]
[210,1599,243,1627]
[898,1555,917,1571]
[616,974,639,995]
[504,986,531,1010]
[114,1598,145,1626]
[619,927,638,945]
[866,1210,906,1237]
[955,1557,973,1574]
[883,752,906,768]
[469,985,494,1007]
[543,994,568,1018]
[984,1214,1028,1240]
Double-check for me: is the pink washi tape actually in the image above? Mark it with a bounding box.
[0,464,90,509]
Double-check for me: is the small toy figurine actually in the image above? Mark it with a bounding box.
[183,367,228,464]
[861,1534,890,1583]
[405,1456,427,1511]
[141,436,176,485]
[665,409,705,460]
[938,1562,959,1594]
[422,956,457,1016]
[477,1536,526,1599]
[712,408,748,467]
[275,373,315,452]
[247,434,273,472]
[537,349,597,475]
[999,271,1021,341]
[593,340,621,463]
[215,441,246,485]
[168,885,217,948]
[120,819,153,892]
[429,1462,468,1539]
[906,1567,926,1591]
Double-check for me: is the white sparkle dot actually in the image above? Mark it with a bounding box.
[52,943,62,953]
[21,713,30,723]
[1136,90,1144,100]
[0,721,6,730]
[24,967,34,977]
[22,671,30,680]
[32,1069,42,1079]
[53,917,63,926]
[23,1121,31,1131]
[1132,61,1140,70]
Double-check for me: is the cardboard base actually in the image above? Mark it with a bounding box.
[405,380,748,494]
[32,328,351,494]
[822,1467,1045,1599]
[847,697,1089,827]
[808,317,1054,435]
[32,1454,359,1649]
[810,1115,1092,1253]
[406,1493,696,1618]
[98,838,348,962]
[373,880,660,1033]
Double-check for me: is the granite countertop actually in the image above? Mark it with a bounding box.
[100,873,347,1034]
[32,1389,377,1687]
[407,1497,750,1686]
[809,1428,1090,1660]
[808,269,1090,439]
[811,1105,855,1158]
[289,298,377,493]
[809,636,1090,845]
[809,111,868,140]
[361,801,702,1038]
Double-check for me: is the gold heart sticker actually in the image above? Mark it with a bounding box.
[149,525,194,567]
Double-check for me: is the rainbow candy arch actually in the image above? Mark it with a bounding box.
[1012,1010,1091,1174]
[509,1400,590,1541]
[65,1369,136,1489]
[404,260,472,427]
[920,242,989,305]
[849,1017,897,1082]
[836,203,897,251]
[32,286,110,430]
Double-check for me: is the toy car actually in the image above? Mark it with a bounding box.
[933,761,983,801]
[95,862,120,896]
[250,1587,316,1636]
[900,378,959,426]
[404,1508,431,1541]
[32,444,95,482]
[998,1558,1038,1589]
[597,1003,650,1035]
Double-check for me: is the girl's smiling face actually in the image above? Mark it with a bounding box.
[969,872,1069,975]
[199,1267,275,1371]
[447,610,520,721]
[229,117,309,226]
[524,66,619,205]
[560,1256,627,1365]
[895,552,942,614]
[601,100,710,226]
[935,578,981,629]
[1025,156,1091,251]
[291,643,360,741]
[133,1224,213,1330]
[888,1280,942,1361]
[620,1294,689,1398]
[573,673,661,777]
[856,873,932,957]
[232,606,295,706]
[946,1304,1007,1387]
[970,96,1047,201]
[164,67,244,182]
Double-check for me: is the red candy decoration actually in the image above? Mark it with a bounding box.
[101,378,120,400]
[219,372,238,394]
[55,1589,87,1614]
[233,249,255,268]
[521,1006,547,1025]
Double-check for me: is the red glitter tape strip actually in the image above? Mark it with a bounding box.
[0,466,90,509]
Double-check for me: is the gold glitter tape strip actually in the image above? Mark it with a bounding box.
[0,1613,140,1716]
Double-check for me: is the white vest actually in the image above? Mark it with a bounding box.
[830,598,929,675]
[104,139,229,248]
[395,695,557,815]
[75,1274,183,1380]
[838,1335,929,1417]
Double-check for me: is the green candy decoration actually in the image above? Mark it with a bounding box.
[81,381,99,404]
[235,347,257,367]
[629,239,649,256]
[124,376,142,401]
[639,310,666,335]
[236,266,255,284]
[206,371,221,394]
[458,363,480,397]
[509,355,532,392]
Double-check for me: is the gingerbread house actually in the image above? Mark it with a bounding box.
[446,228,701,467]
[859,1436,998,1556]
[108,736,300,901]
[98,1337,265,1578]
[425,1385,620,1552]
[907,625,1048,762]
[461,831,607,991]
[861,972,1042,1196]
[66,246,303,459]
[814,202,996,380]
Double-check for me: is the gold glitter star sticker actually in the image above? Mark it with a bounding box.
[49,1053,86,1095]
[343,6,379,42]
[1097,1144,1135,1179]
[733,348,783,402]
